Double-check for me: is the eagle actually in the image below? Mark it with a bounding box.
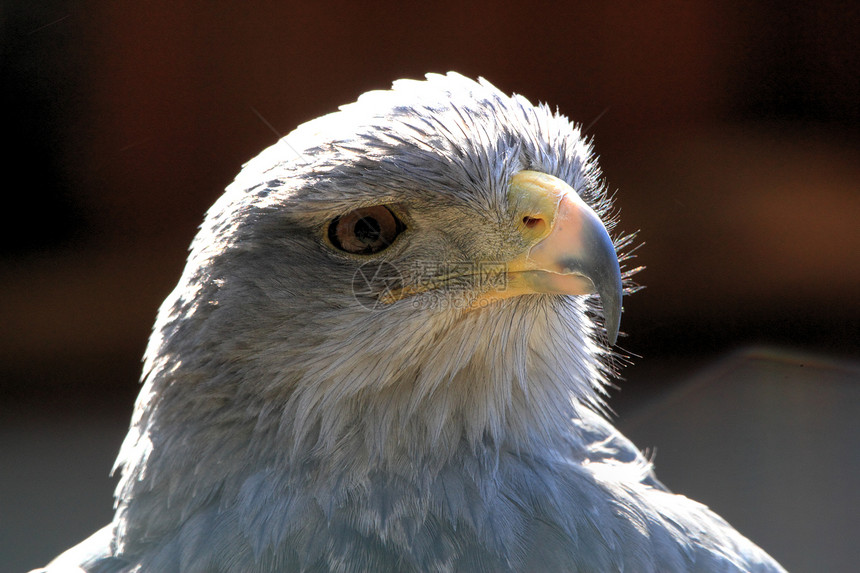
[35,73,786,572]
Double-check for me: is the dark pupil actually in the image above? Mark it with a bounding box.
[354,216,381,245]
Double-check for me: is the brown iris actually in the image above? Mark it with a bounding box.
[328,206,405,255]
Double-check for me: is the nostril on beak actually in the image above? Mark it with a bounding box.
[522,216,543,229]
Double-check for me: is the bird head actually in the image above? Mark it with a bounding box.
[117,74,636,509]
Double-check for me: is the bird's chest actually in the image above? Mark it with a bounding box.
[228,457,607,572]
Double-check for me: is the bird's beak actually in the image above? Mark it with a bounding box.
[481,170,623,344]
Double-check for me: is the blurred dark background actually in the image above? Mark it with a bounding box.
[1,1,858,571]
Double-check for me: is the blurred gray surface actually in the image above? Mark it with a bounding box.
[1,417,124,573]
[3,346,857,572]
[620,347,860,572]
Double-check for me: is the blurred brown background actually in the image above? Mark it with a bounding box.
[1,1,858,571]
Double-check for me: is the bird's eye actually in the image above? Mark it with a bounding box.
[327,206,405,255]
